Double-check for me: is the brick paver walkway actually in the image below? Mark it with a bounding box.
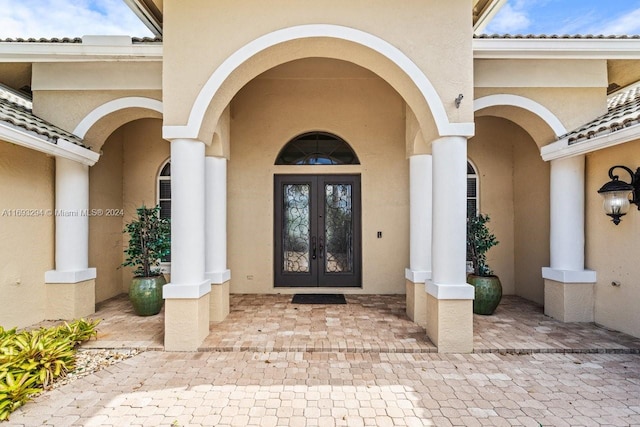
[11,294,640,426]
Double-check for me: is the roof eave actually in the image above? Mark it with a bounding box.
[0,123,100,166]
[474,38,640,60]
[123,0,163,38]
[0,39,162,62]
[473,0,507,35]
[541,124,640,162]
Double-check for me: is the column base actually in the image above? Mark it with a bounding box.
[544,279,594,322]
[426,282,474,353]
[164,293,211,351]
[45,278,95,320]
[210,281,230,322]
[405,279,427,328]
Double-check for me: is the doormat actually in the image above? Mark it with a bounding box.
[291,293,347,304]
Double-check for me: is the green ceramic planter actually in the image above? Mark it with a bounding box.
[468,274,502,315]
[129,275,167,316]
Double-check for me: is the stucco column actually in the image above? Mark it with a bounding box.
[205,156,230,322]
[426,136,474,353]
[405,154,432,327]
[163,138,211,351]
[45,157,96,319]
[542,155,596,322]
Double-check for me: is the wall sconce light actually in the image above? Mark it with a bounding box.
[597,165,640,225]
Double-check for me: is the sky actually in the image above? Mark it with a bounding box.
[0,0,152,38]
[484,0,640,35]
[0,0,640,39]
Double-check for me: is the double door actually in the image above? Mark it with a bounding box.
[274,174,361,287]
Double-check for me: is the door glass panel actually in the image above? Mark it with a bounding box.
[324,184,353,273]
[283,184,311,273]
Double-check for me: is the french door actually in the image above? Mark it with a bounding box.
[274,174,361,287]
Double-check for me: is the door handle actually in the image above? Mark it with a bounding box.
[311,236,317,260]
[319,236,324,259]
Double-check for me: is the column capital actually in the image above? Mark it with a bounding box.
[167,137,205,145]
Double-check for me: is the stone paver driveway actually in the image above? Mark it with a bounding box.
[10,351,640,426]
[10,294,640,426]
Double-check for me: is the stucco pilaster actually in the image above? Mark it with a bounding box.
[163,138,211,351]
[542,155,596,322]
[405,154,432,326]
[205,155,230,322]
[426,136,474,353]
[45,157,96,285]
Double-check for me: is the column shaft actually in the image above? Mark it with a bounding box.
[431,136,468,286]
[205,156,229,282]
[55,157,89,271]
[409,154,432,275]
[549,156,585,271]
[169,138,206,286]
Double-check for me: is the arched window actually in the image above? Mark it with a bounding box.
[467,161,479,219]
[158,160,171,262]
[275,131,360,165]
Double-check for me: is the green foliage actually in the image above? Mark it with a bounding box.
[0,319,100,421]
[467,214,499,277]
[122,205,171,278]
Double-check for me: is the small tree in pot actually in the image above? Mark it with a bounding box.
[122,205,170,316]
[467,214,502,315]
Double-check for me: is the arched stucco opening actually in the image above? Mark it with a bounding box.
[78,98,167,303]
[226,57,411,294]
[471,95,560,305]
[163,24,474,148]
[474,94,567,148]
[75,97,163,152]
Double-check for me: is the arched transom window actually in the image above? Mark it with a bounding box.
[275,132,360,165]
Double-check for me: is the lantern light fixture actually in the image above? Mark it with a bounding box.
[597,165,640,225]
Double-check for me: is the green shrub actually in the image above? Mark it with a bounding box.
[0,318,100,422]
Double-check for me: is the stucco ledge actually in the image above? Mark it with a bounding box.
[542,267,596,283]
[427,282,475,300]
[163,280,211,299]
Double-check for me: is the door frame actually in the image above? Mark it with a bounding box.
[274,174,362,288]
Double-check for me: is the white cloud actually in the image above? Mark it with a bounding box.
[590,8,640,35]
[484,3,531,34]
[0,0,152,38]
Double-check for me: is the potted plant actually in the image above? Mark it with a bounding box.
[466,213,502,315]
[122,205,171,316]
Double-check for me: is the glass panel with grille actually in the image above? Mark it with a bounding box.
[283,184,311,273]
[467,162,478,218]
[324,184,353,273]
[158,162,171,262]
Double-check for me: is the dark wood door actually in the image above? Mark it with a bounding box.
[274,174,361,287]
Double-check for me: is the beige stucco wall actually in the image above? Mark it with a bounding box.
[468,116,549,303]
[475,59,607,139]
[513,130,549,304]
[89,118,168,302]
[31,89,161,151]
[586,139,640,338]
[89,128,124,302]
[228,60,408,294]
[163,0,473,143]
[0,141,54,328]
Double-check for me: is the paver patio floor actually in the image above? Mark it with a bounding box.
[80,293,640,354]
[11,294,640,426]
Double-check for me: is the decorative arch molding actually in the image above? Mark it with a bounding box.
[73,97,163,138]
[474,94,567,138]
[163,24,474,141]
